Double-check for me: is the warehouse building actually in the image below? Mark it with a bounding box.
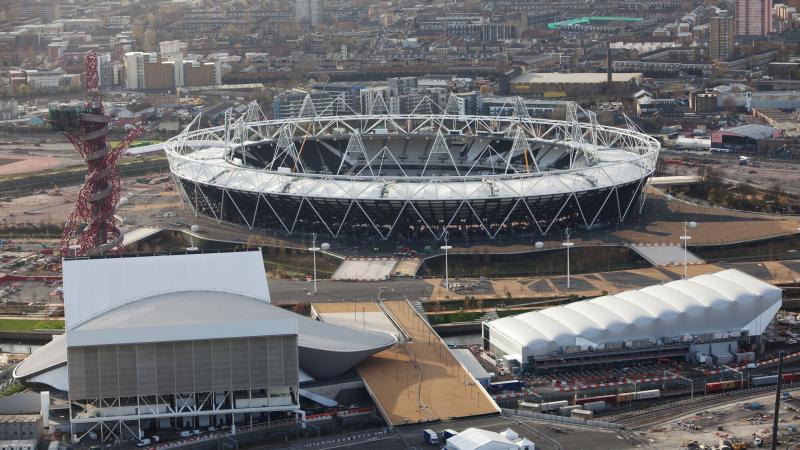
[483,269,781,373]
[508,72,642,98]
[711,124,784,154]
[14,251,395,443]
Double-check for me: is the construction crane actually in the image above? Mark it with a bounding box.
[48,51,144,257]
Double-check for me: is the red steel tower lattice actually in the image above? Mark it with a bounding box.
[59,51,144,256]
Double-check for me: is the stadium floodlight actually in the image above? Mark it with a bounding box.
[681,221,698,279]
[440,231,453,291]
[308,233,320,294]
[562,228,575,290]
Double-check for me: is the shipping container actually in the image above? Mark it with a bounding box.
[574,394,616,405]
[751,375,778,386]
[617,392,635,402]
[537,400,569,412]
[634,389,661,400]
[571,409,594,419]
[558,405,582,416]
[490,380,525,392]
[582,401,608,412]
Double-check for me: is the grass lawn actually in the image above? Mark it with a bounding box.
[0,319,64,332]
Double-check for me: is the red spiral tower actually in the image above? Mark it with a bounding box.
[50,51,144,256]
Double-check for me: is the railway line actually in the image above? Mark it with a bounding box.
[607,383,800,429]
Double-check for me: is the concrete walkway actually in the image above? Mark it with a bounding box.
[356,300,499,425]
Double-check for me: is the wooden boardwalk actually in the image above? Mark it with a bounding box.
[355,300,499,425]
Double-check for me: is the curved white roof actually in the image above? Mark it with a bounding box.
[15,290,397,385]
[486,269,781,359]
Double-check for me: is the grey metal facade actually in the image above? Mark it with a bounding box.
[67,335,298,400]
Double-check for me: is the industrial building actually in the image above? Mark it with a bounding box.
[711,124,783,153]
[483,269,781,373]
[13,251,395,443]
[508,72,642,98]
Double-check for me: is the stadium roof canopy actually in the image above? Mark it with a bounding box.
[485,269,781,361]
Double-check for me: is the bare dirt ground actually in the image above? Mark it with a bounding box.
[614,187,800,246]
[642,388,800,449]
[0,141,83,176]
[0,187,78,225]
[662,150,800,196]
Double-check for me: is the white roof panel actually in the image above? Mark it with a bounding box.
[486,269,782,358]
[63,251,269,329]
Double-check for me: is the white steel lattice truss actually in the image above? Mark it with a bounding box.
[164,96,660,240]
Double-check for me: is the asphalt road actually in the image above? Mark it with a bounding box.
[267,278,433,305]
[395,415,641,450]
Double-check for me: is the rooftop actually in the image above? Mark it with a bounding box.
[511,72,642,84]
[487,269,782,358]
[720,124,779,140]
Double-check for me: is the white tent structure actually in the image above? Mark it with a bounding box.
[445,428,533,450]
[484,269,781,364]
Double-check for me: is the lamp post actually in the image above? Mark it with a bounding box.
[440,231,452,290]
[308,233,320,294]
[680,221,698,279]
[562,228,574,290]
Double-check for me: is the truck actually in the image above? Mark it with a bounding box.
[423,429,439,445]
[442,429,458,440]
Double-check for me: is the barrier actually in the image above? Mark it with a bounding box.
[502,408,623,430]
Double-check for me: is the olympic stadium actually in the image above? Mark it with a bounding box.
[164,97,659,241]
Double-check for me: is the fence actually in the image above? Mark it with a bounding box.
[501,408,624,430]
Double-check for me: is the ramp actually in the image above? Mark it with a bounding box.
[393,258,422,277]
[630,243,704,267]
[121,227,161,247]
[332,258,398,281]
[356,300,500,425]
[311,302,403,339]
[299,389,339,408]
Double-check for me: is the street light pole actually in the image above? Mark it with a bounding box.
[308,233,320,294]
[680,221,697,279]
[562,228,574,290]
[440,232,453,291]
[772,350,786,450]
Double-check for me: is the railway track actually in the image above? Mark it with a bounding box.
[607,383,800,429]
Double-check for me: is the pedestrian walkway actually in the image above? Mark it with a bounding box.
[356,300,500,425]
[332,258,398,281]
[393,258,422,277]
[630,243,704,267]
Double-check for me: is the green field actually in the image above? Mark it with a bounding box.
[0,319,64,332]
